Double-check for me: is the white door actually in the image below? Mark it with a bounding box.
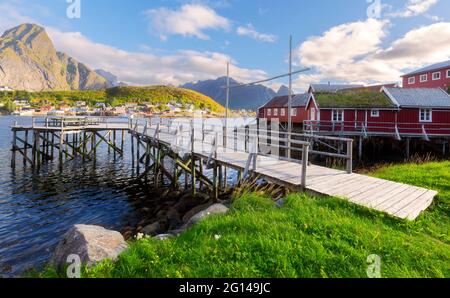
[310,108,316,121]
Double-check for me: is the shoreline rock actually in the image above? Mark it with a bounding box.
[51,224,127,269]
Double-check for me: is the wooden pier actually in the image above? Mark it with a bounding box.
[11,117,438,220]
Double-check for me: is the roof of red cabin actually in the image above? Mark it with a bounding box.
[260,93,311,109]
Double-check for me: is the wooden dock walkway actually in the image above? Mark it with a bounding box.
[139,123,437,221]
[10,117,438,220]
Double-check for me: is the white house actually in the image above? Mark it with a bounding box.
[0,86,13,91]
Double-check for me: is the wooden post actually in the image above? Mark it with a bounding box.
[24,130,29,166]
[11,130,17,168]
[406,138,410,160]
[191,121,196,196]
[121,130,125,153]
[131,133,135,169]
[59,132,63,166]
[358,136,363,160]
[36,131,41,168]
[113,130,117,159]
[346,139,353,174]
[108,132,111,154]
[50,132,54,160]
[136,135,140,175]
[301,143,309,190]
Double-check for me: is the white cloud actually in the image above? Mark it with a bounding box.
[297,19,450,86]
[145,4,230,40]
[236,24,277,43]
[390,0,439,18]
[46,28,266,86]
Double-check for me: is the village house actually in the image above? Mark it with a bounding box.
[402,60,450,90]
[0,86,13,91]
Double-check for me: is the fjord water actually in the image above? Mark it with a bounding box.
[0,116,142,277]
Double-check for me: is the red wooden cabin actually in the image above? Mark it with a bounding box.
[258,93,319,124]
[402,60,450,90]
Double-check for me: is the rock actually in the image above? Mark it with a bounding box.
[153,234,174,241]
[181,204,229,230]
[141,221,161,236]
[182,202,213,222]
[51,225,127,269]
[167,208,182,230]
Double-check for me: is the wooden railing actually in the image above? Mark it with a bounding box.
[130,117,354,189]
[304,120,450,138]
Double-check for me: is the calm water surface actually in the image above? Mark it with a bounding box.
[0,116,145,276]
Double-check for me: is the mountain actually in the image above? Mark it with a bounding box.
[182,77,277,110]
[276,85,291,96]
[95,69,127,87]
[0,23,108,91]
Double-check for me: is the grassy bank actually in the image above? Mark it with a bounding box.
[40,162,450,278]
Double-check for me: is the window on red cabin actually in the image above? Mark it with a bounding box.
[332,109,344,122]
[267,109,271,116]
[447,69,450,78]
[274,109,278,116]
[371,109,380,117]
[408,77,415,84]
[292,108,297,116]
[419,109,432,122]
[420,74,428,82]
[432,72,441,80]
[280,108,286,116]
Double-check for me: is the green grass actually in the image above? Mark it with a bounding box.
[38,161,450,278]
[315,91,395,108]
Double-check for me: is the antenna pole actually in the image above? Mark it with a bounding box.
[225,62,230,146]
[287,35,293,159]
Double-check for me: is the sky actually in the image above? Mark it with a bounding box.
[0,0,450,92]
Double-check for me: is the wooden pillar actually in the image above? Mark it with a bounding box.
[136,135,140,175]
[406,138,410,160]
[36,131,41,168]
[121,130,125,153]
[113,130,117,159]
[50,132,54,161]
[212,164,218,202]
[24,130,29,166]
[59,132,64,166]
[106,132,110,154]
[358,136,363,160]
[11,130,17,168]
[131,133,135,169]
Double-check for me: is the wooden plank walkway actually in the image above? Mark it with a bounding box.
[139,125,437,221]
[13,121,436,220]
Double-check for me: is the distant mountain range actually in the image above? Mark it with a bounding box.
[182,77,289,110]
[0,23,122,91]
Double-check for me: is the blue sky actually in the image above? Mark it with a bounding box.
[0,0,450,91]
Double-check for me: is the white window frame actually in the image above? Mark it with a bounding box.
[432,72,441,81]
[267,108,271,116]
[419,109,432,123]
[280,108,286,116]
[291,108,297,117]
[447,69,450,78]
[332,109,344,122]
[274,108,278,116]
[420,74,428,83]
[371,109,380,117]
[408,77,415,84]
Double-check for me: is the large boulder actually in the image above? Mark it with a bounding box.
[181,203,229,230]
[51,225,127,269]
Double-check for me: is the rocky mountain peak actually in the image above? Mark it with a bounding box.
[0,23,109,91]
